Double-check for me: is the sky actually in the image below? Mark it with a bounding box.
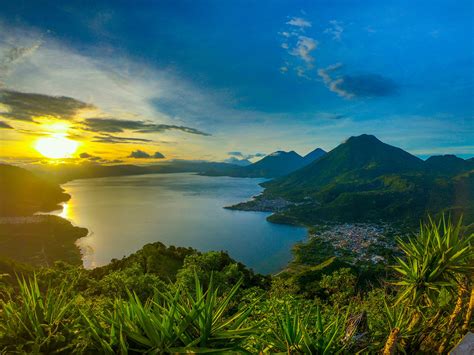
[0,0,472,165]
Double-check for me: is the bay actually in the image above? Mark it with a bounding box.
[58,173,307,274]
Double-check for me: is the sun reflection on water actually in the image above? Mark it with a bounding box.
[58,202,70,219]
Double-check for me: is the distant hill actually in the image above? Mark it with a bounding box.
[424,154,474,176]
[203,148,326,178]
[239,135,474,224]
[33,161,243,183]
[0,164,70,216]
[238,151,305,177]
[302,148,326,165]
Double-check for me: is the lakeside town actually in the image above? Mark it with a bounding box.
[309,223,400,264]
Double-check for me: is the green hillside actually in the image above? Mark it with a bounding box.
[0,164,70,216]
[259,135,474,224]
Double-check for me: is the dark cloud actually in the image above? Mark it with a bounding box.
[83,118,210,136]
[318,113,346,120]
[228,151,265,160]
[338,74,398,97]
[127,150,165,159]
[92,134,153,144]
[79,152,102,161]
[0,121,13,129]
[318,64,398,99]
[0,89,95,121]
[128,150,151,159]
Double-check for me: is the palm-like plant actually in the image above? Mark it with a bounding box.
[264,301,346,354]
[393,216,473,308]
[382,298,415,355]
[385,215,474,353]
[83,273,256,353]
[0,275,80,353]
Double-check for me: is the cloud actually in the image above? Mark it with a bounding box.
[79,152,101,161]
[279,17,318,78]
[92,134,153,144]
[224,157,251,166]
[0,120,12,129]
[79,152,93,158]
[0,23,244,137]
[317,113,346,120]
[128,149,151,158]
[289,36,318,65]
[127,149,164,159]
[337,74,398,97]
[318,63,398,99]
[286,17,312,28]
[227,151,265,160]
[82,118,210,136]
[0,89,95,121]
[0,41,42,85]
[324,20,344,41]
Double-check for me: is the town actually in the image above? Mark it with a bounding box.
[309,223,399,264]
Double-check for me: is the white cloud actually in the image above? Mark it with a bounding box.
[286,17,312,28]
[289,36,318,65]
[324,20,344,41]
[317,63,354,99]
[0,40,42,87]
[279,16,318,78]
[0,22,254,133]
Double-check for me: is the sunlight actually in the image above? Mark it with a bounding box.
[35,136,79,159]
[34,121,80,159]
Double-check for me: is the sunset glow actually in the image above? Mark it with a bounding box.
[35,136,79,159]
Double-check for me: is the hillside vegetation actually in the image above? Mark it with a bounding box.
[257,135,474,225]
[0,216,472,353]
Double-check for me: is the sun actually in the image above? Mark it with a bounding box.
[35,136,79,159]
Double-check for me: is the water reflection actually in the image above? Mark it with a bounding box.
[58,202,70,219]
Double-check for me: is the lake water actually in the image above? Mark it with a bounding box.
[58,173,307,274]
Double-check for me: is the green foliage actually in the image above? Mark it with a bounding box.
[82,273,255,353]
[393,216,474,308]
[176,251,270,293]
[0,275,84,353]
[263,302,347,354]
[319,268,357,304]
[0,216,472,353]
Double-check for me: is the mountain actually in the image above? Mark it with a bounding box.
[302,148,326,165]
[264,134,424,196]
[238,151,305,178]
[244,135,474,224]
[424,154,474,176]
[202,148,326,178]
[0,164,70,216]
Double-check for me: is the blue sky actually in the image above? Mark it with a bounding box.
[0,0,472,161]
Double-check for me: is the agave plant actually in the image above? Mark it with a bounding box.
[382,298,415,355]
[83,273,256,353]
[0,275,80,353]
[393,216,473,308]
[385,215,474,353]
[264,300,346,354]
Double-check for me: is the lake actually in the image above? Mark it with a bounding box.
[57,173,307,274]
